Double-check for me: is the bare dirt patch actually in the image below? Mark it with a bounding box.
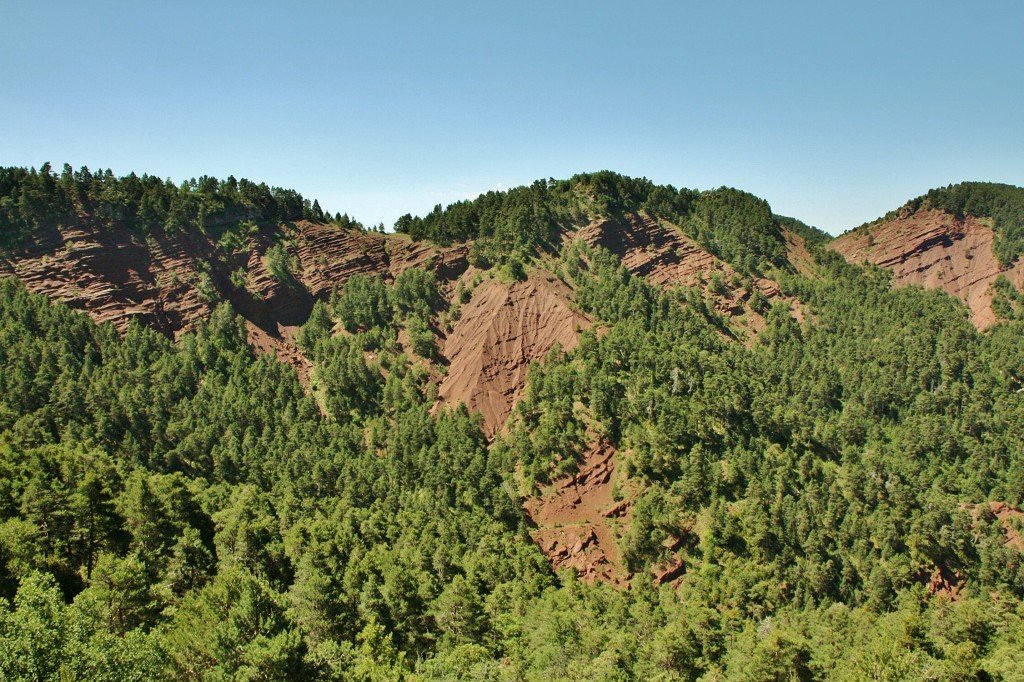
[438,272,589,437]
[523,440,630,586]
[831,208,1024,329]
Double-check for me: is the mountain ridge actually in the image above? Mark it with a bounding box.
[0,166,820,434]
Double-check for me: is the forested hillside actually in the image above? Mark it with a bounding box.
[832,182,1024,329]
[854,182,1024,267]
[0,166,1023,680]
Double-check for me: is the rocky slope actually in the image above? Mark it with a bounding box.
[0,220,470,384]
[0,212,810,438]
[438,272,589,438]
[831,208,1024,329]
[574,214,805,334]
[524,440,630,586]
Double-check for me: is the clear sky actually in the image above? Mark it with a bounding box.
[2,1,1022,235]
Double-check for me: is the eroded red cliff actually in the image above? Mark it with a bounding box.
[438,272,589,438]
[831,208,1024,329]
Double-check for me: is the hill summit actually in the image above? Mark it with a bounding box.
[832,182,1024,328]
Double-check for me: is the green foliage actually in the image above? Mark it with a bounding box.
[392,267,443,320]
[0,164,347,251]
[393,171,792,274]
[407,315,437,359]
[163,567,310,680]
[0,571,166,681]
[394,177,565,254]
[991,275,1024,321]
[687,187,787,272]
[332,275,393,333]
[773,214,832,247]
[2,161,1024,680]
[266,242,299,284]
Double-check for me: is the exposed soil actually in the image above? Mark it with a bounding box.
[651,552,687,588]
[966,501,1024,551]
[523,440,630,586]
[0,219,469,380]
[921,564,965,601]
[438,271,590,438]
[244,321,314,388]
[831,208,1024,329]
[574,214,804,337]
[784,230,818,278]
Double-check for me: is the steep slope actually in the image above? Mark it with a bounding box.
[574,214,804,333]
[575,215,721,288]
[293,223,469,300]
[832,208,1024,329]
[783,229,819,278]
[438,271,590,437]
[524,440,630,586]
[0,169,815,440]
[0,221,223,336]
[0,220,470,381]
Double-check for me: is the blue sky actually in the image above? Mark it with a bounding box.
[2,1,1022,235]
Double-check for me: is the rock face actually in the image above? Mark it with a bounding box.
[831,208,1024,329]
[574,214,802,333]
[523,440,630,586]
[575,215,724,288]
[438,272,589,438]
[0,220,470,385]
[0,220,470,334]
[0,222,218,337]
[292,224,469,301]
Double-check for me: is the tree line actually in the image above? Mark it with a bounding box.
[0,163,363,251]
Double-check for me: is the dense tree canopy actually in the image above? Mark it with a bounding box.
[0,164,358,251]
[1,169,1023,679]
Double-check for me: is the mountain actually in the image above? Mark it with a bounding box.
[1,166,1023,680]
[0,168,811,436]
[831,182,1024,328]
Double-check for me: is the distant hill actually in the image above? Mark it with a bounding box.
[832,182,1024,328]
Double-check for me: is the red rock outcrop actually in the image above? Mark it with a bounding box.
[438,272,589,438]
[291,223,392,299]
[831,208,1024,329]
[288,222,470,300]
[0,219,470,383]
[524,440,630,586]
[574,214,803,334]
[575,215,724,288]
